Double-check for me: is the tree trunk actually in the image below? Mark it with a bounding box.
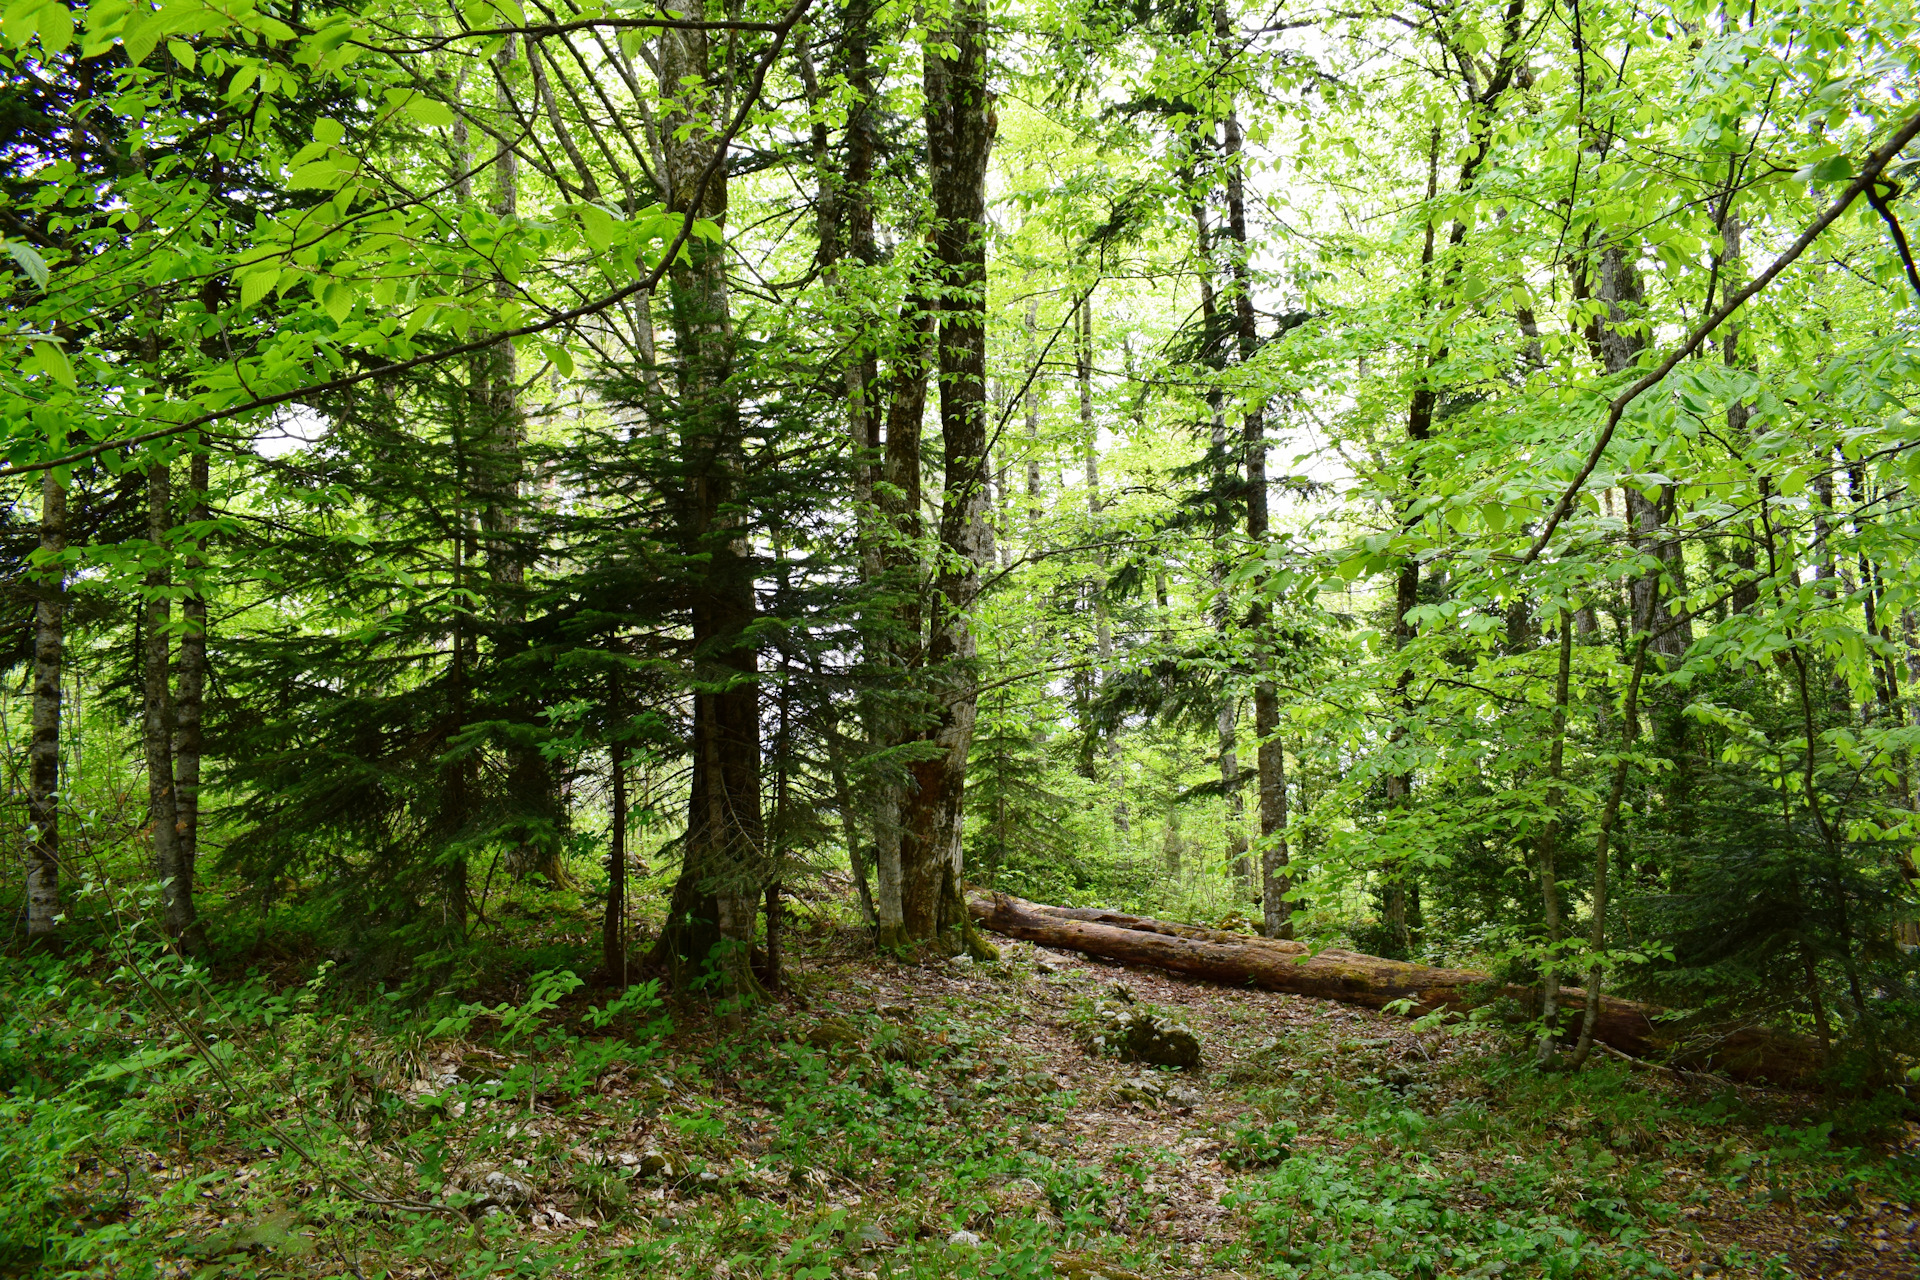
[604,670,629,985]
[174,453,208,904]
[971,893,1820,1084]
[1192,197,1250,890]
[1535,610,1573,1066]
[871,301,934,948]
[145,465,201,949]
[27,469,65,947]
[1217,102,1289,937]
[1569,637,1650,1070]
[1023,299,1043,533]
[1078,295,1128,837]
[894,0,996,952]
[486,39,562,886]
[647,21,766,993]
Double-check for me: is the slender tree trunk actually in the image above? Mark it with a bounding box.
[1375,13,1525,945]
[604,670,629,984]
[1192,196,1250,889]
[1569,637,1649,1070]
[824,715,878,928]
[485,38,562,885]
[145,465,200,948]
[895,0,996,952]
[1078,295,1128,837]
[174,453,208,902]
[1215,102,1290,936]
[1535,610,1573,1066]
[1023,298,1044,533]
[27,470,65,947]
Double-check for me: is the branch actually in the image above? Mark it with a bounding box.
[0,0,816,481]
[1522,106,1920,564]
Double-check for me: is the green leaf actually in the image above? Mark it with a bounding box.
[5,238,49,287]
[574,202,620,251]
[321,279,354,323]
[32,340,75,389]
[237,268,277,310]
[403,95,455,128]
[1809,154,1853,184]
[121,11,162,63]
[38,1,71,51]
[287,161,346,190]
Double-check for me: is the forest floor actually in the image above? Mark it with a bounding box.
[634,924,1920,1280]
[19,914,1920,1280]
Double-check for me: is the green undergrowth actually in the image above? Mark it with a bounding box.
[5,910,1918,1280]
[1215,1026,1920,1279]
[0,920,1151,1280]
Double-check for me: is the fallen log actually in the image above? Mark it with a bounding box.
[969,892,1821,1086]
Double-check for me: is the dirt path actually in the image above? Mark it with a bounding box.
[796,933,1919,1279]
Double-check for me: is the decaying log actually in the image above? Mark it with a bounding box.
[969,892,1821,1086]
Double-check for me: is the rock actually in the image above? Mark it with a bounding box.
[1085,1002,1201,1070]
[1115,1075,1168,1104]
[481,1171,533,1205]
[806,1018,863,1051]
[1053,1253,1149,1280]
[950,954,974,969]
[637,1152,674,1178]
[1166,1083,1203,1108]
[948,1230,983,1247]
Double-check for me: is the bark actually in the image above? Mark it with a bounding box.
[144,465,201,949]
[647,21,766,992]
[1720,215,1762,617]
[870,301,935,947]
[1193,197,1250,888]
[1221,100,1282,921]
[894,0,996,952]
[1589,243,1690,667]
[1534,610,1572,1067]
[1215,105,1288,937]
[487,40,561,885]
[1078,295,1127,836]
[27,469,64,946]
[1569,637,1650,1070]
[1381,130,1442,952]
[174,453,208,901]
[971,893,1821,1084]
[1023,299,1043,532]
[604,673,629,984]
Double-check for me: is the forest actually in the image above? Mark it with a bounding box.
[5,0,1920,1274]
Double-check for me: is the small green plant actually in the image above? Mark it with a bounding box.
[1223,1119,1296,1170]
